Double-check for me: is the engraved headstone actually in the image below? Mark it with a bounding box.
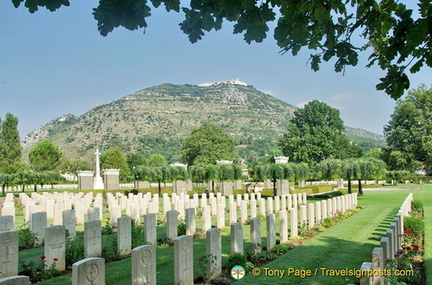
[290,208,298,237]
[166,210,178,240]
[63,209,76,239]
[45,225,66,270]
[117,216,132,255]
[185,208,196,236]
[132,245,156,285]
[0,276,30,285]
[279,210,288,244]
[0,216,14,232]
[206,228,222,280]
[266,213,276,251]
[230,222,243,254]
[144,213,157,245]
[174,235,193,285]
[72,257,105,285]
[31,212,47,246]
[84,220,101,258]
[0,231,18,278]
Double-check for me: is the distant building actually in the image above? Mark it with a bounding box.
[216,160,233,164]
[170,162,188,169]
[198,79,247,87]
[274,156,289,164]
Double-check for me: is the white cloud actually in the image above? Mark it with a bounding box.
[295,100,312,108]
[327,92,360,110]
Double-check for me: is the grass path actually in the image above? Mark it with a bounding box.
[236,189,421,285]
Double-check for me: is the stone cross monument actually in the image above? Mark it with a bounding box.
[93,148,104,190]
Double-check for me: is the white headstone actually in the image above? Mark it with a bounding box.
[117,216,132,255]
[230,222,243,254]
[84,220,101,258]
[0,231,18,278]
[72,257,105,285]
[45,225,66,271]
[174,235,193,285]
[132,245,156,285]
[206,228,222,280]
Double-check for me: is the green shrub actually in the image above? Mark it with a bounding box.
[131,224,144,248]
[271,243,291,253]
[102,234,120,262]
[17,227,36,249]
[65,238,84,268]
[404,216,424,236]
[411,200,424,217]
[177,221,187,236]
[101,222,114,235]
[224,253,248,273]
[313,190,344,199]
[323,218,334,228]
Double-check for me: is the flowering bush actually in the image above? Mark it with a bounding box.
[19,255,61,283]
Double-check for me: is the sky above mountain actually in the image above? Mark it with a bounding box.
[1,2,431,138]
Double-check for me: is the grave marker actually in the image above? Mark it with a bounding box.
[84,220,101,258]
[72,257,105,285]
[45,225,66,271]
[174,235,193,285]
[132,245,156,285]
[206,228,222,280]
[0,231,18,278]
[117,216,132,255]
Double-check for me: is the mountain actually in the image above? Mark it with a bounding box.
[22,81,385,162]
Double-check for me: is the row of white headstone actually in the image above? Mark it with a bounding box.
[359,193,413,285]
[0,192,358,284]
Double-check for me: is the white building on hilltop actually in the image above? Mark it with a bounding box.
[198,79,247,87]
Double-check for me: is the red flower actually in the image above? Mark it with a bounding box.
[198,258,203,262]
[14,201,18,204]
[404,230,413,234]
[354,281,361,284]
[53,258,58,261]
[40,255,46,260]
[405,246,412,250]
[413,244,419,249]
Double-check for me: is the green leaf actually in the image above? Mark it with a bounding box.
[12,0,24,8]
[409,60,423,73]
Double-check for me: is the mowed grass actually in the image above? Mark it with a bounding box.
[8,185,432,284]
[236,187,426,285]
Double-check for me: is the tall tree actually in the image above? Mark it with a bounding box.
[278,100,352,165]
[12,0,432,98]
[147,154,167,167]
[181,124,238,165]
[28,140,63,171]
[0,113,23,173]
[384,84,432,173]
[100,147,131,181]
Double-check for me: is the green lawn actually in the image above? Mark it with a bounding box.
[5,185,431,284]
[237,186,429,285]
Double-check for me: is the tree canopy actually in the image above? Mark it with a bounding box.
[383,84,432,173]
[181,124,238,165]
[100,146,131,181]
[0,113,24,173]
[11,0,432,99]
[278,100,356,165]
[28,140,63,171]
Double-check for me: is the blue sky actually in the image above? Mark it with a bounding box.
[1,2,431,138]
